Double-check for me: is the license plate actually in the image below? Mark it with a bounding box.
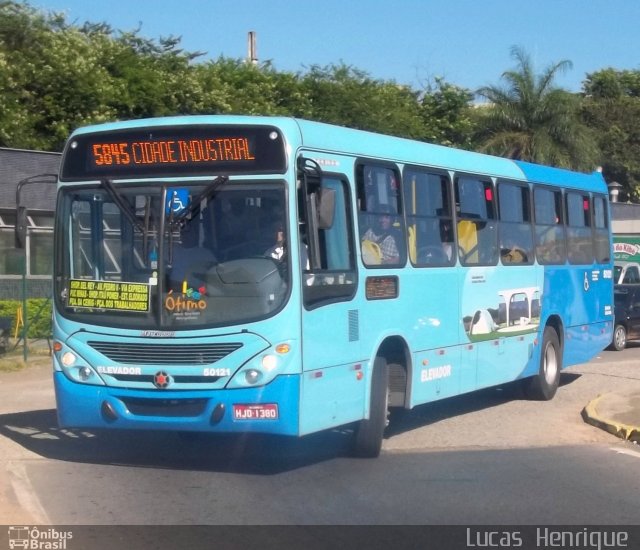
[233,403,279,420]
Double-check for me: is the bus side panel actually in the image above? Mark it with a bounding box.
[540,265,613,367]
[459,265,541,389]
[299,302,365,435]
[404,267,463,407]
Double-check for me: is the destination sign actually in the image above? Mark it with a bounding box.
[61,124,286,180]
[91,137,255,167]
[68,279,150,312]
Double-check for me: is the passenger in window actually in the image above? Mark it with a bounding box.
[500,235,528,264]
[536,226,563,263]
[440,220,454,261]
[420,219,454,264]
[362,207,400,265]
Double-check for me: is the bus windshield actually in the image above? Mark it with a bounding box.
[55,180,289,330]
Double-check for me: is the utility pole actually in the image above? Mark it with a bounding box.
[247,31,258,65]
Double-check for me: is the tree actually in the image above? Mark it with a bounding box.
[98,29,205,119]
[0,2,479,153]
[298,63,426,139]
[474,46,598,171]
[582,68,640,200]
[193,58,311,116]
[0,1,205,150]
[0,1,121,149]
[583,68,640,100]
[419,77,476,149]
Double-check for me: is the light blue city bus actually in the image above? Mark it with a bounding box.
[43,115,613,457]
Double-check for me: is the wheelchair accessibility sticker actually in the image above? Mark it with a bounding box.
[584,271,590,291]
[166,188,190,215]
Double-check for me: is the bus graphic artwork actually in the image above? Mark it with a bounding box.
[20,115,612,459]
[8,527,29,549]
[465,286,541,341]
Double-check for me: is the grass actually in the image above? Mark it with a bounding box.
[0,341,52,373]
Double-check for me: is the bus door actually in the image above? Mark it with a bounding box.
[402,168,462,405]
[296,158,362,435]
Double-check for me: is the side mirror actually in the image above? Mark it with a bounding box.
[15,206,28,249]
[317,188,335,230]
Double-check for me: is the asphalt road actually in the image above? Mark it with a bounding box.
[1,346,640,527]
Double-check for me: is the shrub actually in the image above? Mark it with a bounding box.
[0,299,52,338]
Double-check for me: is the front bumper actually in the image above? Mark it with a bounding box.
[54,371,301,436]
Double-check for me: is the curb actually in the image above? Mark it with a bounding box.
[581,393,640,443]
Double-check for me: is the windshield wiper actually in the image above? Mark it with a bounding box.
[166,175,229,265]
[169,175,229,227]
[101,178,146,234]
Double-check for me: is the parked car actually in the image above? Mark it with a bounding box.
[609,284,640,350]
[614,261,640,284]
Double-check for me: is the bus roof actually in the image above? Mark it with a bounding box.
[514,160,607,193]
[67,115,607,193]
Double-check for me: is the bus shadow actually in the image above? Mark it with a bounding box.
[0,374,582,471]
[0,409,356,475]
[385,372,581,437]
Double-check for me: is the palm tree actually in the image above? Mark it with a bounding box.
[475,46,598,171]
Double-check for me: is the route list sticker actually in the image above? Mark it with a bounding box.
[68,279,150,312]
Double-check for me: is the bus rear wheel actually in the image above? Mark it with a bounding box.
[352,356,389,458]
[523,326,561,401]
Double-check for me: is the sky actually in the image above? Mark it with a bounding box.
[29,0,640,94]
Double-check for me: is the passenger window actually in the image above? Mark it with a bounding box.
[498,182,533,265]
[534,188,566,265]
[357,164,406,267]
[403,168,454,266]
[566,192,594,264]
[455,176,497,266]
[593,195,610,264]
[301,176,356,308]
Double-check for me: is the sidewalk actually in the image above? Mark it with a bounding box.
[582,390,640,443]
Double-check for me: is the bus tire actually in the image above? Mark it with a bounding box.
[608,324,627,351]
[523,326,561,401]
[352,356,389,458]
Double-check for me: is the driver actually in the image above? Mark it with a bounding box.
[265,221,285,260]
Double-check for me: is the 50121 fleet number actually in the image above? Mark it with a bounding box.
[203,368,231,377]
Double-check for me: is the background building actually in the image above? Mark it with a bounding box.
[611,202,640,264]
[0,147,60,299]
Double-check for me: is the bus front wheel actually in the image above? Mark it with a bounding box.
[523,326,561,401]
[352,356,389,458]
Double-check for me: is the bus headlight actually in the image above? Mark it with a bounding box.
[61,351,77,367]
[54,342,104,386]
[244,369,262,385]
[78,366,93,381]
[227,341,294,389]
[61,363,104,385]
[261,354,278,371]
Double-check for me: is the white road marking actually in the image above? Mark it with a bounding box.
[610,446,640,459]
[6,461,51,524]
